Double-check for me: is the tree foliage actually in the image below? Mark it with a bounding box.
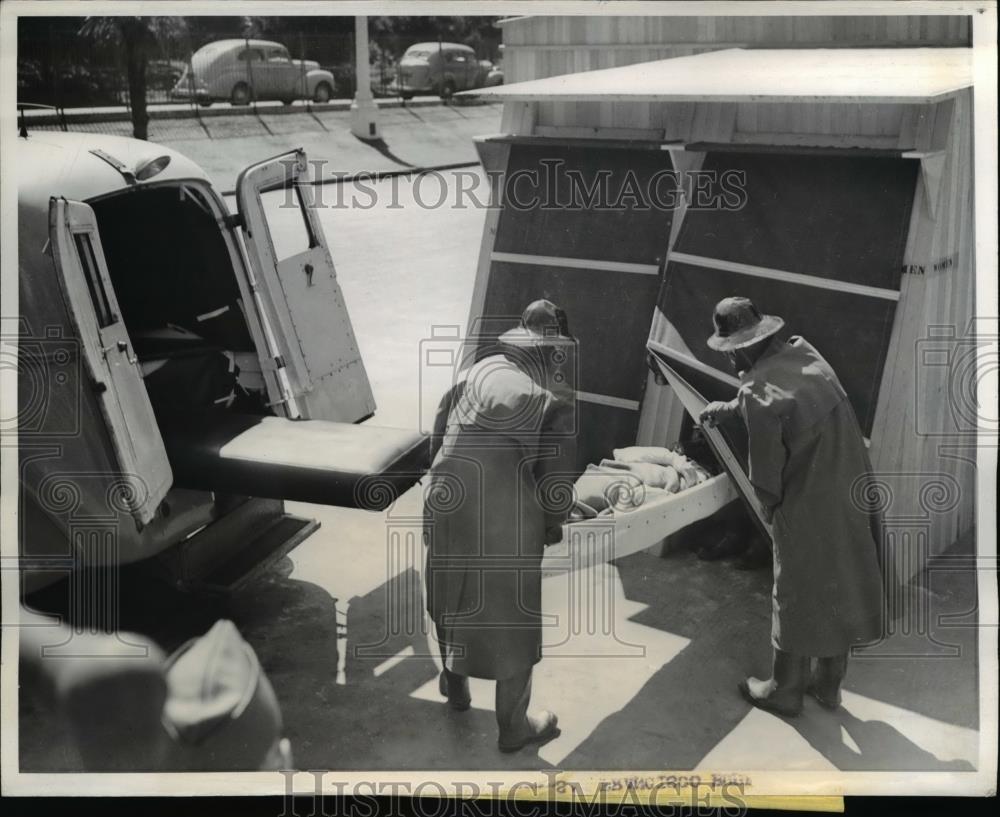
[370,16,501,58]
[79,16,188,140]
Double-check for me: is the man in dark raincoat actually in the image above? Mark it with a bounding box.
[700,297,888,717]
[424,300,576,752]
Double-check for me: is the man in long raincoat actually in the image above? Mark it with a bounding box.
[700,297,889,717]
[424,300,576,751]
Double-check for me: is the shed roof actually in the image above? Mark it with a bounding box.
[464,47,972,104]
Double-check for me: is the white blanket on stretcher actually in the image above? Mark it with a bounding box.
[570,446,710,520]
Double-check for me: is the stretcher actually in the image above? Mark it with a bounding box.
[160,413,429,511]
[543,471,738,573]
[544,341,775,573]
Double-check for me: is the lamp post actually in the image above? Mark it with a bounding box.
[350,15,380,139]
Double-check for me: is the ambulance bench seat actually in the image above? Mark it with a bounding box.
[159,413,429,511]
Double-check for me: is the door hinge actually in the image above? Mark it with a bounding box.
[223,213,244,230]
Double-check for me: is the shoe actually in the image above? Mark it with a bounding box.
[438,670,471,712]
[497,710,560,753]
[738,677,803,717]
[737,649,807,717]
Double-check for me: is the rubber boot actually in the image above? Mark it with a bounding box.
[495,668,559,753]
[738,648,808,717]
[807,653,848,710]
[436,625,470,711]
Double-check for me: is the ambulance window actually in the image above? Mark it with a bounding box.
[74,233,115,327]
[259,183,317,262]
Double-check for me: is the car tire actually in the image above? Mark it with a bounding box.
[312,82,332,103]
[198,100,213,108]
[439,79,456,100]
[400,91,414,101]
[230,82,251,106]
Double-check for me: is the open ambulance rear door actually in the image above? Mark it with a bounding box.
[234,149,376,423]
[49,198,172,527]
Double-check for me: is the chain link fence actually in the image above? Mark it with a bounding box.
[17,18,502,115]
[19,25,355,111]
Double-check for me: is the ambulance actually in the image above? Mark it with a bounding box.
[15,130,428,595]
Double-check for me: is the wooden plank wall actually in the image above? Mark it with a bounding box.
[500,15,972,84]
[868,88,976,575]
[535,99,931,151]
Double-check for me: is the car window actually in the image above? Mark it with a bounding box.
[238,48,264,62]
[267,48,290,62]
[405,49,431,59]
[449,54,469,63]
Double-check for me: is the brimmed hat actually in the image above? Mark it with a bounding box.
[498,299,573,347]
[161,620,283,771]
[707,297,784,352]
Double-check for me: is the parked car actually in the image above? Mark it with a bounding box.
[171,39,336,106]
[390,42,498,99]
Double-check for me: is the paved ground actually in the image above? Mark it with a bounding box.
[30,101,501,191]
[19,126,982,774]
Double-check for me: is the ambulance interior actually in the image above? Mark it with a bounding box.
[88,182,428,512]
[91,185,269,415]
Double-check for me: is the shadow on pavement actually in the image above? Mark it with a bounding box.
[354,135,414,169]
[550,544,979,771]
[233,562,558,771]
[554,550,774,769]
[17,530,980,773]
[791,708,975,771]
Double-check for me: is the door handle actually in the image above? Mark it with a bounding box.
[304,263,314,286]
[119,340,139,365]
[102,340,138,365]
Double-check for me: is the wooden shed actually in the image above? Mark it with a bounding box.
[466,47,975,578]
[498,14,971,83]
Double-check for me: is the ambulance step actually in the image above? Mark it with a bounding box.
[199,513,319,594]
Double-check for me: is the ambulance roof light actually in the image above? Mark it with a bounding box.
[135,155,172,181]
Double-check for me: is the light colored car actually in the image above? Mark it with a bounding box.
[172,39,336,106]
[390,42,499,99]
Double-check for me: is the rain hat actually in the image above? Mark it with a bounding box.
[498,299,573,347]
[706,296,784,352]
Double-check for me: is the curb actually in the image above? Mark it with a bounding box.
[22,97,499,127]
